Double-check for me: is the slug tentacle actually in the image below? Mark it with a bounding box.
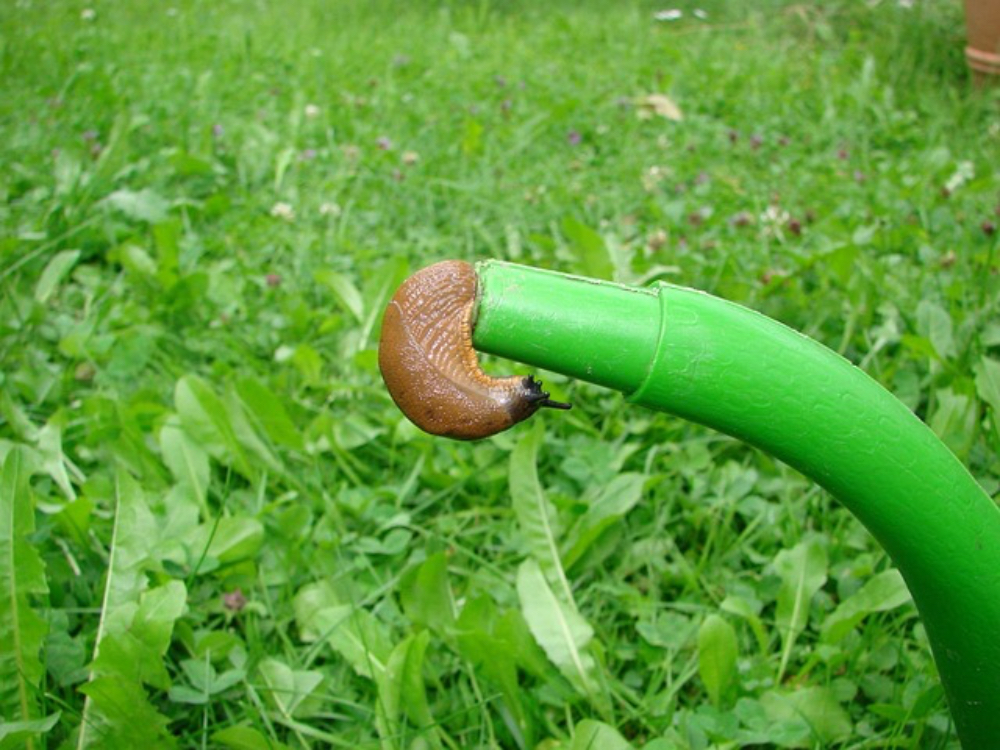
[523,375,571,410]
[378,260,570,440]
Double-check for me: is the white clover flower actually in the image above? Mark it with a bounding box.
[760,205,790,225]
[401,150,420,165]
[81,8,96,20]
[319,201,342,217]
[270,202,295,221]
[304,104,321,118]
[654,9,683,21]
[642,165,668,192]
[760,205,790,238]
[944,161,974,194]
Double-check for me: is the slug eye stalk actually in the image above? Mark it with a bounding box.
[540,399,572,410]
[523,375,572,410]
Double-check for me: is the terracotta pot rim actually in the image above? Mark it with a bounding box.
[966,46,1000,75]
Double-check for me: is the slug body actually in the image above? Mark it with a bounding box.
[378,260,569,440]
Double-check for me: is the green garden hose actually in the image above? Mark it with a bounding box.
[471,260,1000,749]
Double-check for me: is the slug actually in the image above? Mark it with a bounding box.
[378,260,570,440]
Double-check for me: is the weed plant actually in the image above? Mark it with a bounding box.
[1,1,999,748]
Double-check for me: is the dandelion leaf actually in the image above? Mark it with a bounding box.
[0,449,49,731]
[75,472,185,749]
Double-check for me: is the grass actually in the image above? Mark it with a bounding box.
[1,0,999,748]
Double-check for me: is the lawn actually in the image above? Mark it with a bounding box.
[2,0,999,748]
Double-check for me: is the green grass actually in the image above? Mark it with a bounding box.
[2,0,999,748]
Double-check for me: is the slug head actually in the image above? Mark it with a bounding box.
[508,375,572,424]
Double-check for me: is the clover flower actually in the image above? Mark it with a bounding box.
[270,202,295,221]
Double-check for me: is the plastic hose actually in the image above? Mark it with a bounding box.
[472,260,1000,749]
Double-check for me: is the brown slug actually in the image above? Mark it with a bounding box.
[378,260,570,440]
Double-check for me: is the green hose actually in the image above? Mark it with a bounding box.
[472,260,1000,749]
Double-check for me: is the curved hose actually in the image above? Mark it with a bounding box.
[472,260,1000,749]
